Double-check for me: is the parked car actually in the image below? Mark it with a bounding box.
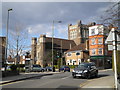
[72,62,98,79]
[45,66,52,71]
[59,66,70,72]
[30,64,44,72]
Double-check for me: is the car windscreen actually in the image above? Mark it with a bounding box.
[64,66,69,68]
[78,63,91,68]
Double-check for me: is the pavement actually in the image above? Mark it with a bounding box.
[81,69,115,89]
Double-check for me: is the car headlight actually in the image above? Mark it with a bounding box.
[84,70,88,73]
[72,70,75,72]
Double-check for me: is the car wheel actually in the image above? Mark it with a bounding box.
[72,75,76,78]
[86,74,91,79]
[41,70,44,72]
[95,72,98,78]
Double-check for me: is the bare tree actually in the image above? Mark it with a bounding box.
[8,24,29,64]
[98,2,120,27]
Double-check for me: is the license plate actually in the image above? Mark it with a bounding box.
[76,74,81,76]
[76,71,82,73]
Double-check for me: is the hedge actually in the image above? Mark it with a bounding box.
[54,65,78,69]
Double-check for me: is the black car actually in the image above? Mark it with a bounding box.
[59,66,70,72]
[72,62,98,79]
[45,66,52,71]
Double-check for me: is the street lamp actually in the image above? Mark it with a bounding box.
[5,8,12,68]
[52,20,62,72]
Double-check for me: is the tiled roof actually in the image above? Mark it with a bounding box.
[65,43,86,52]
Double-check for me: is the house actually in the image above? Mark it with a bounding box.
[89,24,111,69]
[65,41,89,65]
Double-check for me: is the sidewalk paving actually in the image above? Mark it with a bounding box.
[81,76,114,88]
[0,71,62,85]
[80,69,115,89]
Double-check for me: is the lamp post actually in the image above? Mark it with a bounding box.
[52,20,62,72]
[5,8,12,69]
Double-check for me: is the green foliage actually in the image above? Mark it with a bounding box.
[66,65,78,69]
[9,64,25,72]
[54,65,59,69]
[17,64,25,68]
[18,68,25,72]
[10,64,18,71]
[54,65,78,69]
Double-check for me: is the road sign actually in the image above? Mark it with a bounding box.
[105,29,120,50]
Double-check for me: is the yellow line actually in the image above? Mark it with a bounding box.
[0,81,24,86]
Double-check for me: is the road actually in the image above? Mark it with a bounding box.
[2,70,114,89]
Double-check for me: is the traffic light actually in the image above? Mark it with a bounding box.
[56,51,60,58]
[56,51,62,58]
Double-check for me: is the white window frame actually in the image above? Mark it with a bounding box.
[98,38,103,44]
[92,49,96,55]
[91,29,95,35]
[98,48,102,55]
[67,52,72,57]
[91,38,96,45]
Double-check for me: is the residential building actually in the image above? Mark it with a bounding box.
[65,41,89,65]
[33,35,76,67]
[89,24,111,69]
[19,55,26,64]
[68,20,94,45]
[0,37,6,67]
[7,55,15,64]
[31,37,37,64]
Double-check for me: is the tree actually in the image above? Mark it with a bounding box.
[8,24,29,64]
[43,50,59,66]
[98,2,120,27]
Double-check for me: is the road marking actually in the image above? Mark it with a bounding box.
[1,81,24,86]
[36,73,72,87]
[61,75,71,80]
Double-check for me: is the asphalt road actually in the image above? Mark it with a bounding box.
[2,70,114,89]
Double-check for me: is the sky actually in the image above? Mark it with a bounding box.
[1,1,115,51]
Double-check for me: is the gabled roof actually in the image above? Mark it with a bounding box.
[65,43,86,53]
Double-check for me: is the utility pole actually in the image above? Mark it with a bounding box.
[52,20,54,72]
[112,28,118,89]
[61,40,62,66]
[52,20,62,72]
[5,8,12,70]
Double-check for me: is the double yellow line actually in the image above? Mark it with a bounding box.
[0,81,24,86]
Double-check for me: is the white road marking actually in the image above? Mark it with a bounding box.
[61,75,71,79]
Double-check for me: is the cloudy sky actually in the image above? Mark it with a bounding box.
[1,1,114,49]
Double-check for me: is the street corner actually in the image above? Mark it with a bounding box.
[80,76,115,89]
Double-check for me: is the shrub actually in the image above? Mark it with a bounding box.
[66,65,78,69]
[10,64,18,71]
